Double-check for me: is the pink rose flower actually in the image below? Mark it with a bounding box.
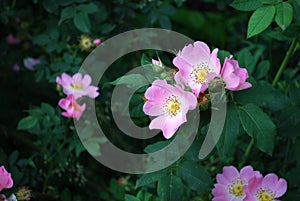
[0,166,13,192]
[244,173,287,201]
[93,39,101,46]
[212,166,261,201]
[173,41,221,96]
[56,73,99,99]
[220,57,252,91]
[143,80,197,139]
[5,34,20,45]
[23,57,41,71]
[58,95,86,120]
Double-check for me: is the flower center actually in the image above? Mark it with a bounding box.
[190,63,209,84]
[229,180,244,197]
[162,95,181,117]
[256,188,275,201]
[71,83,83,90]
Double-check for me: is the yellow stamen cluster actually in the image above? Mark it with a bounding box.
[229,180,245,197]
[256,188,275,201]
[190,62,209,84]
[71,83,83,90]
[162,95,181,117]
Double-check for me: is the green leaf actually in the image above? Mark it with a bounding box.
[125,194,141,201]
[247,5,276,38]
[217,104,240,157]
[238,104,276,155]
[136,190,153,201]
[176,160,212,192]
[157,175,184,201]
[76,3,98,14]
[290,82,300,106]
[108,74,148,88]
[17,116,38,130]
[73,11,91,33]
[41,103,55,115]
[258,0,279,4]
[275,2,293,30]
[8,151,19,166]
[237,48,255,75]
[136,168,169,188]
[159,15,171,30]
[43,0,59,13]
[144,141,170,153]
[235,81,274,107]
[159,4,176,15]
[230,0,263,11]
[253,60,270,79]
[59,6,75,25]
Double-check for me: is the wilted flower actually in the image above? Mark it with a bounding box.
[23,57,40,71]
[16,186,32,201]
[244,173,287,201]
[0,166,13,192]
[220,57,252,91]
[143,80,197,139]
[173,41,221,96]
[6,34,20,45]
[212,166,261,201]
[56,73,99,99]
[93,39,101,46]
[79,35,93,51]
[58,95,86,120]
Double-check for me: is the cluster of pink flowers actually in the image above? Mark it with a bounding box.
[212,165,287,201]
[56,73,99,120]
[143,41,252,138]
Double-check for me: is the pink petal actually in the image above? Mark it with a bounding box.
[149,116,166,130]
[235,82,252,91]
[274,178,287,197]
[210,48,221,74]
[72,73,83,83]
[222,166,240,183]
[212,183,228,196]
[224,74,240,90]
[82,74,92,87]
[85,86,99,98]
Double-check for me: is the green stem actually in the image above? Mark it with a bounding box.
[272,37,299,87]
[244,139,255,162]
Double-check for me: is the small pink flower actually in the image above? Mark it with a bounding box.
[220,57,252,91]
[244,173,287,201]
[93,39,101,46]
[173,41,221,96]
[56,73,99,99]
[152,59,163,67]
[212,166,261,201]
[23,57,41,71]
[58,95,86,120]
[5,34,20,45]
[0,166,13,192]
[12,64,20,72]
[143,80,197,139]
